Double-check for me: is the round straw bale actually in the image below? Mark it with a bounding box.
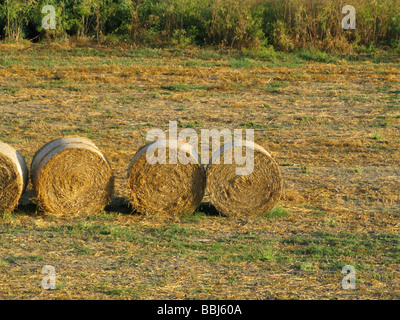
[206,141,282,217]
[31,137,114,216]
[0,142,28,213]
[127,139,206,216]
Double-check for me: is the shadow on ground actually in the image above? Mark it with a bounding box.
[14,190,221,217]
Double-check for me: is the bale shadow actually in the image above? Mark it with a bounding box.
[104,199,221,217]
[15,202,37,216]
[12,193,221,218]
[14,189,37,216]
[197,202,220,216]
[104,196,137,215]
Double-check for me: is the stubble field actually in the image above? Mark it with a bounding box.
[0,42,399,299]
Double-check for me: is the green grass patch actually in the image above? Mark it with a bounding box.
[282,232,400,270]
[263,206,289,218]
[161,83,207,91]
[229,57,264,69]
[178,120,204,128]
[4,254,44,263]
[296,49,339,63]
[240,122,268,129]
[370,133,381,140]
[260,81,286,93]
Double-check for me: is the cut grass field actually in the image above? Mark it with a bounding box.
[0,42,399,299]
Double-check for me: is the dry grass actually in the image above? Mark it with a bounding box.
[0,43,399,300]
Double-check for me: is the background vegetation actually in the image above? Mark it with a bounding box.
[0,0,399,52]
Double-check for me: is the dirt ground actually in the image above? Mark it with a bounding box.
[0,43,399,300]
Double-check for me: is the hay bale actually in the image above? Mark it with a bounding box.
[0,142,28,213]
[31,137,114,216]
[127,139,206,216]
[206,141,282,217]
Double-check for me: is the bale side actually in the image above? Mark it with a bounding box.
[32,140,114,216]
[0,142,28,213]
[127,140,206,216]
[206,141,283,217]
[31,137,99,178]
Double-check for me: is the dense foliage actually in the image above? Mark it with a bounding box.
[0,0,399,51]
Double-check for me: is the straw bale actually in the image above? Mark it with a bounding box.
[31,137,114,215]
[206,141,282,217]
[0,142,28,213]
[127,140,206,216]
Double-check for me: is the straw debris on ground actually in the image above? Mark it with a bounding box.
[0,43,398,300]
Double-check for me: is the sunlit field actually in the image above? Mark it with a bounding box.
[0,42,399,299]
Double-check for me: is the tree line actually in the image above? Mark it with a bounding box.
[0,0,399,51]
